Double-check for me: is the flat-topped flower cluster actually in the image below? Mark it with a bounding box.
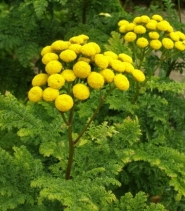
[28,34,145,112]
[118,14,185,51]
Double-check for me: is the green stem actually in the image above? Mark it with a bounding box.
[73,87,115,145]
[177,0,182,23]
[65,106,75,180]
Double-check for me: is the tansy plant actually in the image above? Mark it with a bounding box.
[28,34,145,179]
[118,14,185,77]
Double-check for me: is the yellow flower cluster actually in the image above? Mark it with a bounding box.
[28,34,145,112]
[118,14,185,51]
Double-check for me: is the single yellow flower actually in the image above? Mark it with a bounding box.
[42,53,59,65]
[114,74,129,91]
[156,20,170,31]
[69,36,84,44]
[133,16,141,24]
[88,42,101,54]
[43,87,59,102]
[123,62,134,73]
[45,60,63,74]
[118,53,133,63]
[47,74,65,89]
[80,43,97,57]
[87,72,104,89]
[125,23,136,31]
[119,25,127,33]
[28,86,43,102]
[111,60,126,73]
[59,49,77,62]
[118,19,129,26]
[140,15,150,23]
[134,25,146,34]
[169,32,180,42]
[41,46,53,56]
[146,20,157,30]
[32,73,48,86]
[104,51,118,60]
[162,38,174,49]
[55,94,74,112]
[61,69,76,82]
[148,31,160,40]
[152,14,163,22]
[132,69,145,82]
[124,32,137,42]
[136,37,149,48]
[100,69,115,83]
[73,61,91,78]
[68,44,82,54]
[51,40,71,51]
[175,41,185,51]
[150,40,162,50]
[72,83,90,100]
[94,54,109,69]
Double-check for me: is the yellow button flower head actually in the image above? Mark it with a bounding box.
[68,44,82,54]
[134,25,146,34]
[140,15,150,23]
[61,69,76,82]
[42,53,59,65]
[175,41,185,51]
[59,49,77,62]
[87,72,104,89]
[119,25,127,33]
[104,51,118,60]
[150,40,162,50]
[32,73,48,86]
[88,42,101,54]
[177,31,185,40]
[125,23,136,31]
[47,74,65,89]
[146,20,157,30]
[114,74,129,91]
[152,14,163,22]
[45,60,63,74]
[51,40,71,51]
[69,36,84,44]
[28,86,43,102]
[132,69,145,82]
[111,60,126,73]
[162,38,174,49]
[124,32,137,42]
[136,37,149,48]
[55,94,74,112]
[123,62,134,73]
[169,32,180,42]
[118,53,133,63]
[118,19,129,26]
[94,54,109,69]
[73,61,91,78]
[80,43,97,57]
[43,87,59,102]
[72,83,90,100]
[148,31,160,39]
[41,46,53,56]
[100,68,115,83]
[133,16,141,24]
[156,20,170,31]
[166,25,174,33]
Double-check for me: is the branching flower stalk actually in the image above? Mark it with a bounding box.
[27,34,145,180]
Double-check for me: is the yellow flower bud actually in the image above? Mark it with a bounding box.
[55,94,74,112]
[114,74,129,91]
[100,69,115,83]
[47,74,65,89]
[43,87,59,102]
[94,54,109,69]
[45,60,63,74]
[41,46,53,56]
[42,53,58,65]
[87,72,104,89]
[73,84,90,100]
[61,69,76,82]
[132,69,145,82]
[150,40,162,50]
[124,32,137,42]
[51,40,71,51]
[28,86,43,102]
[59,49,77,62]
[162,38,174,49]
[73,61,91,78]
[136,37,149,48]
[32,73,48,86]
